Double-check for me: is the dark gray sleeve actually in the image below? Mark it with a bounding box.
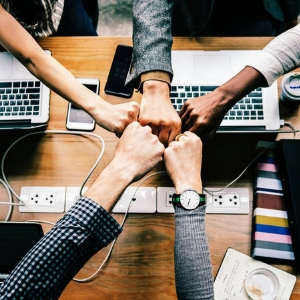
[126,0,174,86]
[174,205,214,300]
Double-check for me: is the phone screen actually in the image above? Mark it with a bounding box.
[66,79,99,131]
[104,45,133,98]
[68,104,94,124]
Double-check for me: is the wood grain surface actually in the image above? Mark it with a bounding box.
[0,37,299,299]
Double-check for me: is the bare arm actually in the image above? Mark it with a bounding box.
[180,66,266,139]
[85,121,165,211]
[0,5,139,136]
[180,23,300,139]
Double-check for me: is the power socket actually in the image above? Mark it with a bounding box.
[65,186,89,211]
[157,187,249,214]
[157,187,176,213]
[205,188,249,214]
[112,187,156,213]
[19,186,66,213]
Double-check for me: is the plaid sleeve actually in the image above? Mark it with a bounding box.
[0,197,122,300]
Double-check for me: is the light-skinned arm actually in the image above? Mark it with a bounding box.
[0,122,164,299]
[84,121,165,211]
[0,5,139,136]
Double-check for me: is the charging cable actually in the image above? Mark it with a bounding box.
[0,130,105,220]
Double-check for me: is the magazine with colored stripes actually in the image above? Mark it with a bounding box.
[251,141,295,263]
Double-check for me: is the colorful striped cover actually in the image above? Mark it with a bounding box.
[251,141,295,263]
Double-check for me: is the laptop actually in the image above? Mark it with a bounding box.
[171,50,280,133]
[0,50,51,130]
[0,222,44,283]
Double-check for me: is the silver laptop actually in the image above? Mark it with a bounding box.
[0,222,44,283]
[0,50,51,130]
[171,50,280,133]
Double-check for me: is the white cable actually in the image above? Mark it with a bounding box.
[0,178,13,221]
[72,170,167,283]
[203,141,277,194]
[1,130,105,204]
[0,130,105,224]
[283,121,298,138]
[25,219,56,226]
[205,122,298,194]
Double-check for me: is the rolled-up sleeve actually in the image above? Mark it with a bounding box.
[248,24,300,86]
[0,197,122,300]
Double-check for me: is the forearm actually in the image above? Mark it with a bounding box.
[211,66,268,110]
[174,205,214,300]
[0,198,122,300]
[0,6,110,118]
[84,158,135,212]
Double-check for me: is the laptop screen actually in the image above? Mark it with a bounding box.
[0,222,44,275]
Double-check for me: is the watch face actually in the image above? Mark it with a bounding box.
[180,190,200,210]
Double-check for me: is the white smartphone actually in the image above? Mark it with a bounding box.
[66,78,100,131]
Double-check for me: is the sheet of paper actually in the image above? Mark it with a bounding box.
[214,248,296,300]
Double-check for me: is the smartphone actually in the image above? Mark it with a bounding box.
[104,44,134,98]
[66,78,99,131]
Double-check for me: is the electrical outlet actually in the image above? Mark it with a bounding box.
[112,187,156,213]
[205,188,249,214]
[19,186,66,213]
[157,187,176,213]
[65,186,89,211]
[157,187,249,214]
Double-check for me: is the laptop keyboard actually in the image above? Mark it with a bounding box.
[171,85,264,121]
[0,81,42,117]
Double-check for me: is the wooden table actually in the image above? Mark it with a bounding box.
[0,37,300,299]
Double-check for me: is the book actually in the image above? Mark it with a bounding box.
[214,248,296,300]
[251,141,295,263]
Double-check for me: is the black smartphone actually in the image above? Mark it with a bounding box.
[104,44,134,98]
[66,78,99,131]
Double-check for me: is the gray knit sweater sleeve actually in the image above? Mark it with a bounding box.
[174,205,214,300]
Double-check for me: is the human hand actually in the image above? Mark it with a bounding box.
[139,80,181,146]
[179,90,229,139]
[93,101,140,137]
[113,121,165,183]
[180,66,267,139]
[164,131,203,194]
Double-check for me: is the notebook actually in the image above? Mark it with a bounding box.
[0,50,51,130]
[171,50,280,133]
[0,222,44,283]
[252,141,295,263]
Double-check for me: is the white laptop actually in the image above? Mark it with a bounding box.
[171,50,280,133]
[0,50,51,130]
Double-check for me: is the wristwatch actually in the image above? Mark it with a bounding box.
[172,189,206,210]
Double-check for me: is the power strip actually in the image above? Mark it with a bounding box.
[65,186,89,211]
[205,187,249,214]
[19,186,66,213]
[19,186,249,214]
[157,187,249,214]
[112,187,156,213]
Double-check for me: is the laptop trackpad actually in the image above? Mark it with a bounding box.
[193,55,231,81]
[0,52,13,78]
